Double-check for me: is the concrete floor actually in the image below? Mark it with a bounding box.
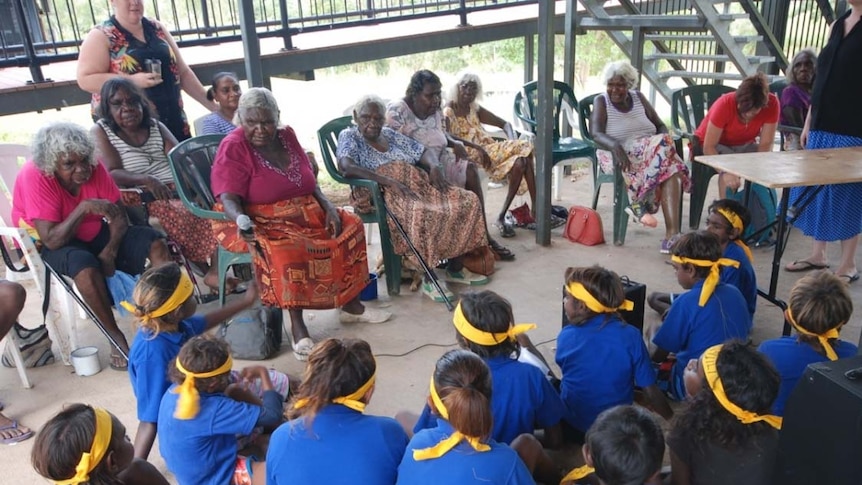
[2,164,859,484]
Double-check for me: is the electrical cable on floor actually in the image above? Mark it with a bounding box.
[374,337,558,358]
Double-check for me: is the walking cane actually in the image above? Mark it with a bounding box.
[383,205,454,311]
[44,263,129,360]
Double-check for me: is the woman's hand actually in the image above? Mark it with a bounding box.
[129,71,164,89]
[384,178,418,200]
[325,206,343,238]
[97,247,117,277]
[725,174,742,192]
[145,176,173,200]
[238,365,270,384]
[236,214,256,242]
[84,199,124,221]
[612,144,631,171]
[429,165,450,192]
[479,148,493,170]
[241,280,259,306]
[451,141,468,161]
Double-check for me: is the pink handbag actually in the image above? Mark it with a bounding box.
[564,206,605,246]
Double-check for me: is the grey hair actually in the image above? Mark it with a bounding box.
[31,122,96,176]
[447,70,484,108]
[787,48,817,85]
[602,61,639,89]
[352,94,387,117]
[236,87,280,124]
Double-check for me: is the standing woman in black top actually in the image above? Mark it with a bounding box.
[786,2,862,284]
[77,0,216,141]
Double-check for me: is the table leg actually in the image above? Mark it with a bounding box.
[754,187,791,336]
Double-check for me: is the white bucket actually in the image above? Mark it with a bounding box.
[70,346,102,377]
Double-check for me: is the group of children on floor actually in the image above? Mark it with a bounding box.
[28,199,857,485]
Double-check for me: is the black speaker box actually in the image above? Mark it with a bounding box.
[773,355,862,485]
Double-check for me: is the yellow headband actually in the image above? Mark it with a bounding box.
[294,371,377,413]
[54,408,113,485]
[565,282,634,314]
[560,465,595,484]
[701,345,782,429]
[671,256,739,306]
[412,377,491,461]
[452,303,536,346]
[786,309,841,361]
[716,208,754,264]
[120,270,194,322]
[172,355,233,420]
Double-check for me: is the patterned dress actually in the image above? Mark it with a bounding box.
[443,104,530,195]
[596,91,691,212]
[337,126,486,265]
[97,119,216,262]
[91,16,190,141]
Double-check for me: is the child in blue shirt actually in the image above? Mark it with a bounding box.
[397,349,547,484]
[31,403,169,485]
[560,405,666,485]
[557,266,672,441]
[124,263,288,460]
[158,335,284,485]
[651,231,752,400]
[411,290,566,447]
[758,271,858,415]
[267,337,408,485]
[648,200,757,319]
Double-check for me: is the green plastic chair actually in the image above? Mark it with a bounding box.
[166,134,251,307]
[577,93,630,246]
[317,116,402,296]
[670,84,735,229]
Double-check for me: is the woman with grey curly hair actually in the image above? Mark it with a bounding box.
[11,121,171,370]
[445,70,549,237]
[211,88,391,362]
[592,60,691,254]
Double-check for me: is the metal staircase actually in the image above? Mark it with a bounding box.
[577,0,779,102]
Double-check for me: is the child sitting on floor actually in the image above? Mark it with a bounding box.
[410,290,566,446]
[158,335,284,485]
[758,271,858,415]
[124,262,289,460]
[267,338,408,484]
[560,405,666,485]
[397,349,559,484]
[650,200,757,319]
[31,404,169,485]
[650,231,751,400]
[557,266,673,442]
[669,340,781,485]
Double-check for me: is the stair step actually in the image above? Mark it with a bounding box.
[644,34,762,43]
[578,15,707,30]
[656,70,746,81]
[644,53,775,64]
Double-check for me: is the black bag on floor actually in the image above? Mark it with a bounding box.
[619,276,646,333]
[220,305,283,360]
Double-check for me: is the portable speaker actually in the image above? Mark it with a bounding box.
[561,276,645,333]
[773,355,862,485]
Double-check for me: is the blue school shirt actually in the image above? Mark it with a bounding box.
[555,314,656,433]
[397,419,536,485]
[721,242,758,317]
[128,315,206,423]
[653,281,751,398]
[266,404,408,485]
[413,355,566,444]
[158,386,262,485]
[758,336,858,416]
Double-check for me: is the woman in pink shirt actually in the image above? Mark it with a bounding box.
[210,88,391,362]
[12,122,171,370]
[693,73,780,196]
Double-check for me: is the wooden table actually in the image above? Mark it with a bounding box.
[695,147,862,335]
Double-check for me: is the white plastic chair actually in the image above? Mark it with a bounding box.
[0,144,78,366]
[1,331,32,388]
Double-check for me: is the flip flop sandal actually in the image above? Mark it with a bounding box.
[109,353,128,372]
[785,260,829,272]
[291,337,314,362]
[837,273,860,285]
[550,215,567,228]
[0,420,33,445]
[489,240,516,261]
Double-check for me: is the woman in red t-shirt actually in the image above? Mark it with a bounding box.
[693,73,779,196]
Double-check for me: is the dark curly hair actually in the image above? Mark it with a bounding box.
[31,404,126,485]
[168,335,232,393]
[587,405,665,485]
[456,290,520,358]
[405,69,441,98]
[671,231,723,279]
[671,340,779,450]
[97,76,154,133]
[709,199,752,235]
[564,265,627,323]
